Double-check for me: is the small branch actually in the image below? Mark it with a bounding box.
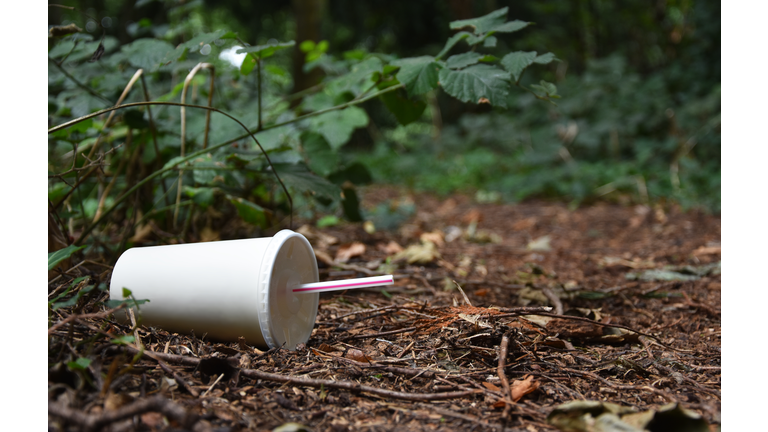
[239,368,477,401]
[47,305,125,335]
[48,395,197,432]
[48,57,113,106]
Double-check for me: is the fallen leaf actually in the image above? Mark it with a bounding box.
[378,240,404,254]
[510,374,539,402]
[512,217,538,231]
[297,225,339,249]
[335,241,366,263]
[420,230,445,247]
[527,235,552,251]
[345,348,371,363]
[482,381,502,392]
[392,241,441,264]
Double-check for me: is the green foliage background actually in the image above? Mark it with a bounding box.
[48,0,720,258]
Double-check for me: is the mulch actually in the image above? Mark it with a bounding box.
[48,187,721,431]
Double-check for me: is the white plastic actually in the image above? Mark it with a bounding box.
[110,230,319,350]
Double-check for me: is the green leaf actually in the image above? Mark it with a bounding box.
[228,196,267,227]
[103,298,150,308]
[490,20,530,34]
[317,215,340,228]
[183,186,216,208]
[275,164,342,203]
[236,40,295,59]
[310,106,369,150]
[435,32,471,60]
[530,80,558,97]
[378,86,427,125]
[122,288,133,298]
[391,56,441,96]
[438,64,511,108]
[180,30,229,53]
[67,357,91,371]
[240,55,257,76]
[446,52,485,70]
[48,245,85,271]
[449,7,509,34]
[120,38,175,72]
[483,36,498,48]
[301,132,338,176]
[500,51,538,82]
[533,52,557,64]
[110,335,136,345]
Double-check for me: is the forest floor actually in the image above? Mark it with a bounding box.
[48,186,721,432]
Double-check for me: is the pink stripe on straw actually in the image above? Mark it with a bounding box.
[293,279,390,292]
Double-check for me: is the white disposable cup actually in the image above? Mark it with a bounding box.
[110,229,319,350]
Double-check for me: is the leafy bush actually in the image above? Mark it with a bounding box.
[354,54,720,212]
[48,5,557,255]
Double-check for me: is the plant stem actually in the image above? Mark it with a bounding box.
[48,57,114,106]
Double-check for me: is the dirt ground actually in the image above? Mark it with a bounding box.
[48,186,721,431]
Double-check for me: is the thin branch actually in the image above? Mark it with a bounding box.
[48,395,197,432]
[176,63,214,227]
[48,57,113,106]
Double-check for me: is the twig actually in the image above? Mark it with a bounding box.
[344,326,419,341]
[452,280,472,306]
[240,367,477,401]
[200,373,225,398]
[120,346,475,401]
[48,395,197,432]
[540,286,564,315]
[48,305,125,335]
[498,333,513,419]
[47,57,114,106]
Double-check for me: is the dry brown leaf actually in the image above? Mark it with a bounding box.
[510,374,539,402]
[420,230,445,247]
[393,241,441,264]
[482,381,502,392]
[378,241,404,254]
[335,241,366,263]
[297,224,339,249]
[345,348,371,363]
[512,217,538,231]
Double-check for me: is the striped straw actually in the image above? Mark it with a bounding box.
[293,275,394,294]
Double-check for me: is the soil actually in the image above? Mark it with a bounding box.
[48,186,721,431]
